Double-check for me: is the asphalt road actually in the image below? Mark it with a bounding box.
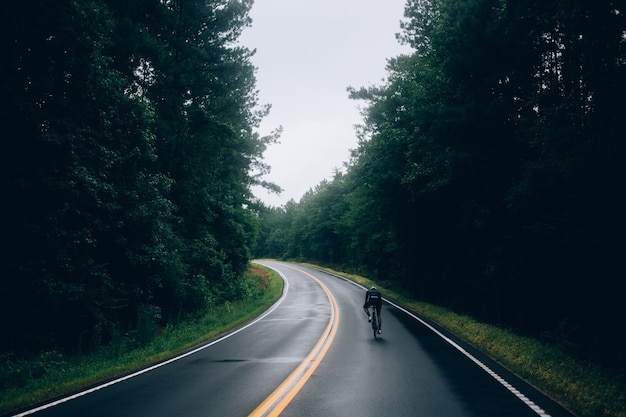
[16,261,576,417]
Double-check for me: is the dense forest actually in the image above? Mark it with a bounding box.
[255,0,626,372]
[2,0,624,378]
[1,0,279,355]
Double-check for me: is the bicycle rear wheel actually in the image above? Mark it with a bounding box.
[371,309,378,339]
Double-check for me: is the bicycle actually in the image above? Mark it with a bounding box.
[368,306,379,339]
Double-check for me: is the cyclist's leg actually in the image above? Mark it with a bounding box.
[363,302,371,320]
[376,304,382,329]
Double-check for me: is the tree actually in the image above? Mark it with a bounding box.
[1,0,275,354]
[254,0,626,369]
[1,0,182,351]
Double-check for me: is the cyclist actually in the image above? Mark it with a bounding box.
[363,286,382,334]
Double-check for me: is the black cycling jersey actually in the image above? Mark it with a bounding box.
[364,288,382,308]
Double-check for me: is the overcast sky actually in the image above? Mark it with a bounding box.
[239,0,411,207]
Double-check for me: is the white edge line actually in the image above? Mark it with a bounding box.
[14,264,289,417]
[314,266,552,417]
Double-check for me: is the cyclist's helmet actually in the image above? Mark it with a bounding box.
[370,286,377,290]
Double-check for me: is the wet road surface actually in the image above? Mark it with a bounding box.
[16,261,575,417]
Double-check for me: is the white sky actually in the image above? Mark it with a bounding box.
[239,0,411,207]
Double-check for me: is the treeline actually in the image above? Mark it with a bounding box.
[1,0,277,355]
[255,0,626,370]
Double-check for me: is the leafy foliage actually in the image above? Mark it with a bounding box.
[254,0,626,372]
[1,0,276,355]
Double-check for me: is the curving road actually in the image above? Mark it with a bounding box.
[16,261,575,417]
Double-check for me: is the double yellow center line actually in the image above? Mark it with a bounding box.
[248,265,340,417]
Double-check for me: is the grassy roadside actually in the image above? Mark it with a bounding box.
[0,263,283,416]
[305,263,626,417]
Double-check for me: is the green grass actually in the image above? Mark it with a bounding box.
[0,263,283,415]
[305,263,626,417]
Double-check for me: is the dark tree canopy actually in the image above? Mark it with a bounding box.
[254,0,626,371]
[1,0,277,354]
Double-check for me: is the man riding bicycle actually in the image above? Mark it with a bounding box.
[363,286,382,334]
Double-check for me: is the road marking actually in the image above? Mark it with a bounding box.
[248,263,340,417]
[389,302,552,417]
[12,266,290,417]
